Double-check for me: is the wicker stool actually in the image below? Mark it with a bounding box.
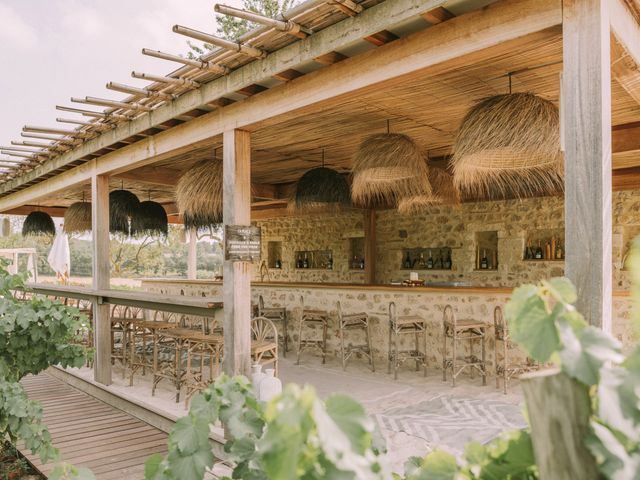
[296,295,328,365]
[387,302,427,380]
[442,305,488,387]
[251,316,279,376]
[337,301,374,371]
[258,295,288,357]
[494,306,538,394]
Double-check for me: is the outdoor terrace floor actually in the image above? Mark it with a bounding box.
[60,354,525,473]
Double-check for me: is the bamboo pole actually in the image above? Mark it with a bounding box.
[214,4,308,38]
[56,117,112,130]
[142,48,229,74]
[0,157,28,164]
[12,140,52,148]
[56,105,131,121]
[106,81,174,100]
[0,151,40,160]
[0,146,45,154]
[20,132,79,145]
[130,71,200,88]
[71,96,152,112]
[23,125,89,136]
[172,25,266,58]
[521,369,599,480]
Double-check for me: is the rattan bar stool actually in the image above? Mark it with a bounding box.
[337,301,374,372]
[258,295,288,356]
[442,304,488,387]
[128,310,177,386]
[387,302,427,379]
[296,295,329,365]
[251,316,279,376]
[494,306,538,394]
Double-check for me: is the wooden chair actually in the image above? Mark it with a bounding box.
[258,295,288,356]
[337,301,374,372]
[442,305,488,387]
[387,302,427,379]
[251,316,279,376]
[296,295,329,365]
[494,306,538,393]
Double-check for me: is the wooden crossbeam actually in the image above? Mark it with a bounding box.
[422,6,455,24]
[272,69,305,82]
[236,84,269,96]
[314,51,348,65]
[364,30,399,46]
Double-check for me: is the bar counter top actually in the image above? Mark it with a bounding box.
[140,278,631,297]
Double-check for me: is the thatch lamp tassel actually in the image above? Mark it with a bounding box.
[176,157,223,230]
[293,149,350,211]
[22,210,55,237]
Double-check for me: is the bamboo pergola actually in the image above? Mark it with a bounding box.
[0,0,638,386]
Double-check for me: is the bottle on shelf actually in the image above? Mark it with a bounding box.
[404,251,412,269]
[436,251,442,269]
[555,242,563,260]
[535,241,543,260]
[359,257,365,269]
[426,250,434,269]
[302,253,309,269]
[327,255,333,270]
[418,252,426,268]
[524,240,532,260]
[444,250,452,270]
[296,254,303,269]
[480,249,489,269]
[275,258,282,269]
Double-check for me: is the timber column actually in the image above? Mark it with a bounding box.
[222,129,252,376]
[91,174,112,384]
[562,0,612,330]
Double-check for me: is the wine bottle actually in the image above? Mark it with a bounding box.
[327,255,333,270]
[296,255,302,269]
[535,241,543,259]
[480,250,489,269]
[303,253,309,269]
[418,252,426,268]
[275,258,282,269]
[404,252,412,269]
[359,258,365,269]
[426,250,434,269]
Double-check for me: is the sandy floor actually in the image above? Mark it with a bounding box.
[65,352,525,473]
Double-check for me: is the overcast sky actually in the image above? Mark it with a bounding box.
[0,0,242,150]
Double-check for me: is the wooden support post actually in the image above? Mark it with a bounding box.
[521,369,598,480]
[364,209,376,284]
[563,0,612,330]
[187,228,197,280]
[222,129,252,377]
[91,174,111,385]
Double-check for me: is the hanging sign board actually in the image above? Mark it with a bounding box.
[225,225,261,262]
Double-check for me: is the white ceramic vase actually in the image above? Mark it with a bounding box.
[251,364,266,396]
[258,368,282,402]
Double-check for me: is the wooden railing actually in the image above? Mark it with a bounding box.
[23,283,223,317]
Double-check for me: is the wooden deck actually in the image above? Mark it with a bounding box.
[19,373,169,479]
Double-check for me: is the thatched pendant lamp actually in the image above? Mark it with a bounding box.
[22,211,55,237]
[451,92,563,199]
[397,167,460,214]
[64,201,92,234]
[293,150,351,212]
[176,158,223,230]
[351,133,431,207]
[110,189,140,235]
[131,200,168,238]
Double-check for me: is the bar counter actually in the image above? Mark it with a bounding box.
[141,279,636,366]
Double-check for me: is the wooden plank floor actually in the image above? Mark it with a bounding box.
[19,373,169,479]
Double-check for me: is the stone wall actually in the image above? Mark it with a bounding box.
[254,191,640,289]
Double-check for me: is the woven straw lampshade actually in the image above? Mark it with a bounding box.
[109,189,140,235]
[451,92,563,199]
[22,211,56,237]
[176,159,223,230]
[131,200,168,238]
[397,167,460,214]
[351,133,431,207]
[293,166,351,211]
[63,201,92,234]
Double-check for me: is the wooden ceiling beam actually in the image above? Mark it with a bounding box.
[364,30,399,46]
[314,51,348,65]
[236,84,269,96]
[422,6,455,25]
[611,35,640,105]
[272,69,305,82]
[4,205,67,217]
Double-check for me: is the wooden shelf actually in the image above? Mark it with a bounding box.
[522,259,564,262]
[473,268,499,272]
[400,268,452,271]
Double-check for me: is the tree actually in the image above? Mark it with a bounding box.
[186,0,299,58]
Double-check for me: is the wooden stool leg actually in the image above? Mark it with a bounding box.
[393,330,399,380]
[340,321,346,371]
[469,334,474,380]
[495,338,500,390]
[366,320,375,372]
[452,329,457,387]
[387,323,393,375]
[296,316,304,365]
[423,324,428,377]
[282,312,288,357]
[152,334,159,397]
[414,329,420,372]
[442,326,447,382]
[503,339,508,394]
[322,318,327,364]
[481,330,487,386]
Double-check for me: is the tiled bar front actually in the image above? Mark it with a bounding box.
[141,279,637,370]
